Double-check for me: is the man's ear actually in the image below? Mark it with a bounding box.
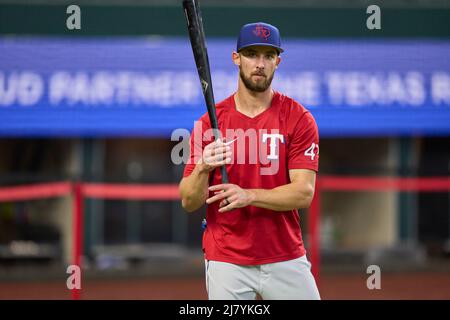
[275,56,281,68]
[232,51,240,66]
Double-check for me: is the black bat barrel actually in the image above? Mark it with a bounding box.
[183,0,229,183]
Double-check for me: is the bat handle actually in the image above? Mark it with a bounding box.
[212,129,229,184]
[220,165,229,184]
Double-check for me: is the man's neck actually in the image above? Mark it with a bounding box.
[234,84,274,118]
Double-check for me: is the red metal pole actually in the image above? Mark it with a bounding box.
[309,178,321,287]
[72,182,83,300]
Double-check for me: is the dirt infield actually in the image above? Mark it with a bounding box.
[1,271,449,300]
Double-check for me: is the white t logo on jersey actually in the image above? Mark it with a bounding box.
[262,133,284,160]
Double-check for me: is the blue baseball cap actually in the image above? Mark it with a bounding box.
[236,22,284,54]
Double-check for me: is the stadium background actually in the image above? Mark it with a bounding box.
[0,0,449,299]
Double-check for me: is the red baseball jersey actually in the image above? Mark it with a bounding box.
[183,91,319,265]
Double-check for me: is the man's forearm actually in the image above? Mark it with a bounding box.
[248,183,314,211]
[180,164,210,212]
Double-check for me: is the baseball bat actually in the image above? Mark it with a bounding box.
[182,0,229,184]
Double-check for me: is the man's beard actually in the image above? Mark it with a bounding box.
[239,67,274,93]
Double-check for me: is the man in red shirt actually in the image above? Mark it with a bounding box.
[179,22,320,300]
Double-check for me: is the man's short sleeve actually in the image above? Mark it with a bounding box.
[183,116,210,177]
[287,111,319,172]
